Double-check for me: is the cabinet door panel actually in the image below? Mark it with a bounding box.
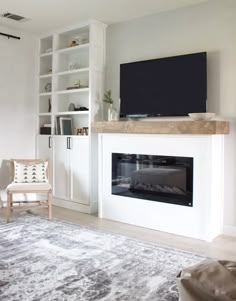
[70,137,89,205]
[53,136,70,200]
[37,135,53,184]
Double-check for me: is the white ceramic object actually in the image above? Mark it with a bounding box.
[188,112,216,121]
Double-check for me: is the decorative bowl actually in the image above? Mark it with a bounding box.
[188,113,216,121]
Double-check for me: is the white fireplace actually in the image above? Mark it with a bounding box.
[98,133,225,241]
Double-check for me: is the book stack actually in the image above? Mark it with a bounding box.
[40,123,51,135]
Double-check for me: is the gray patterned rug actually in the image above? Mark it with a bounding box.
[0,212,204,301]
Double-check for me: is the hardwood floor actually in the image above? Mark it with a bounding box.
[1,205,236,261]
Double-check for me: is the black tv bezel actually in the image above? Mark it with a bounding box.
[119,52,207,118]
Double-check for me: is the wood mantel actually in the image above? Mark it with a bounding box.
[91,120,229,135]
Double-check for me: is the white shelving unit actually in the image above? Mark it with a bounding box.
[37,21,106,213]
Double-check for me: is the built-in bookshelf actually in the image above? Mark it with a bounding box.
[38,21,106,137]
[37,21,106,214]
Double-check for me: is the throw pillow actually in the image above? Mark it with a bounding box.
[13,161,48,183]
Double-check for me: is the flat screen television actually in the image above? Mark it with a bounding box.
[119,52,207,117]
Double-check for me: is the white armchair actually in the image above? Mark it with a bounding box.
[6,159,52,223]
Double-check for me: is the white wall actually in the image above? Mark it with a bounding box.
[0,25,37,189]
[105,0,236,231]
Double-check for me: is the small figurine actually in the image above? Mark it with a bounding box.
[70,40,78,47]
[45,82,52,92]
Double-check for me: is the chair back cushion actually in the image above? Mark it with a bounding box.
[13,160,48,183]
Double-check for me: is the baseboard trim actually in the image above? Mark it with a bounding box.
[223,225,236,237]
[52,197,92,214]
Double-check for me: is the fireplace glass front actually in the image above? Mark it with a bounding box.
[112,153,193,206]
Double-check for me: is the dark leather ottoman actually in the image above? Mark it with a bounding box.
[177,260,236,301]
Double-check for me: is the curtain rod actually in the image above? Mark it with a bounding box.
[0,32,20,40]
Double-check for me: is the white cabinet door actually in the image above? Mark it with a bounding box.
[70,137,90,205]
[37,135,53,184]
[53,136,70,200]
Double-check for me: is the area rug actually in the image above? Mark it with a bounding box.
[0,213,204,301]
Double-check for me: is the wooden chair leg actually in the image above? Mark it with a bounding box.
[48,191,52,220]
[6,192,12,223]
[10,195,13,210]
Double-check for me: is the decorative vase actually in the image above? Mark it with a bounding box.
[108,104,113,121]
[108,104,118,121]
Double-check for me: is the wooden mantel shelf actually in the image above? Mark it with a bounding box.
[91,120,229,135]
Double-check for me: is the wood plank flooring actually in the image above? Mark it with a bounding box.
[1,205,236,261]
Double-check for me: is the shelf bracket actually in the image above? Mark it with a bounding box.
[0,32,20,40]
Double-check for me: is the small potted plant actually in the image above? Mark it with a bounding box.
[103,89,113,105]
[103,89,116,120]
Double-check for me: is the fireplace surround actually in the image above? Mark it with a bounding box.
[94,120,229,241]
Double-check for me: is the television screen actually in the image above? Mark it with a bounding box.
[119,52,207,117]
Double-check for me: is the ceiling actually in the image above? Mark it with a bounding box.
[0,0,208,35]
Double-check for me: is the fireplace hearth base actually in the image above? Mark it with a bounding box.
[98,133,225,241]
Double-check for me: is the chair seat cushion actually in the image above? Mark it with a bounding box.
[7,182,51,192]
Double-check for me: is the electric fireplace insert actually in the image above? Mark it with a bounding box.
[112,153,193,207]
